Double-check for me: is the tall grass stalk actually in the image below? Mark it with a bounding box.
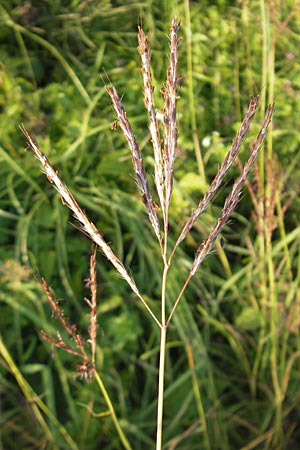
[183,0,206,182]
[21,19,274,449]
[258,2,281,445]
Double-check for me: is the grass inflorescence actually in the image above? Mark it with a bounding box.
[20,18,274,450]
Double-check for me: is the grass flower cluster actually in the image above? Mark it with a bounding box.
[20,18,274,449]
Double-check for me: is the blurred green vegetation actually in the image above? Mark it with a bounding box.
[1,0,300,449]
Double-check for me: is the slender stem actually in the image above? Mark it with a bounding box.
[259,0,267,184]
[94,372,132,450]
[156,325,167,450]
[135,289,162,329]
[167,273,192,326]
[186,341,211,450]
[155,211,169,448]
[184,0,206,182]
[266,226,283,445]
[162,213,169,321]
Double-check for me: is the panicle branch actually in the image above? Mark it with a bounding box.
[41,278,82,346]
[167,101,275,324]
[191,101,274,275]
[20,126,134,286]
[106,87,161,245]
[171,95,260,258]
[162,18,181,212]
[85,248,98,365]
[20,125,161,328]
[138,26,165,214]
[40,277,95,380]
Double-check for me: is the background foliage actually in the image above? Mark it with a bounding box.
[1,0,300,449]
